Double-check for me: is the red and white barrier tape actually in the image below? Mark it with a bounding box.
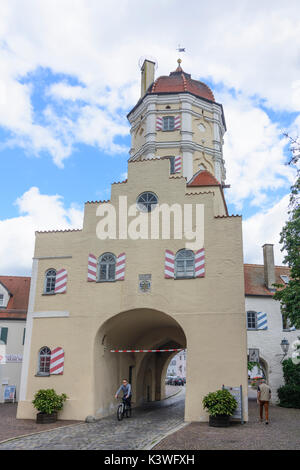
[110,348,184,353]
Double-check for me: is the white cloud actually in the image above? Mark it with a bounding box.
[242,194,289,265]
[221,92,295,210]
[0,0,299,166]
[0,187,83,275]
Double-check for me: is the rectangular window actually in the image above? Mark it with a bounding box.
[163,116,175,131]
[0,327,8,344]
[169,156,175,174]
[22,328,26,346]
[0,294,4,306]
[247,311,257,329]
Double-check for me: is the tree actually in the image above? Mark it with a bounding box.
[273,134,300,329]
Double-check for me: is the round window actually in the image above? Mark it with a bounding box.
[137,192,158,212]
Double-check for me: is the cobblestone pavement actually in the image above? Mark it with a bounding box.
[0,386,185,450]
[155,391,300,450]
[0,402,81,443]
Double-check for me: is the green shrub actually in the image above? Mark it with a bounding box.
[202,389,237,417]
[282,359,300,386]
[277,384,300,409]
[32,389,67,415]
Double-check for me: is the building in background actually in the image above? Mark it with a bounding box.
[0,276,30,402]
[245,244,299,402]
[167,350,186,378]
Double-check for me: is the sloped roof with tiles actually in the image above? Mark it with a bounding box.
[244,264,290,296]
[148,61,215,102]
[0,276,30,320]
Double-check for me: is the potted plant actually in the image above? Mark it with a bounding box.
[202,389,237,427]
[32,388,68,423]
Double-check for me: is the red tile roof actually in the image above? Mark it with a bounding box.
[187,170,220,187]
[244,264,290,296]
[0,276,30,320]
[149,67,215,102]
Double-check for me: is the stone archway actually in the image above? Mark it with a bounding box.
[93,308,187,419]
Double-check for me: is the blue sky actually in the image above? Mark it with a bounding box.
[0,0,299,275]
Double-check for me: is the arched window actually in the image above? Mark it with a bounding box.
[44,269,56,294]
[38,346,51,375]
[247,311,257,330]
[175,250,195,278]
[137,192,158,213]
[98,253,116,282]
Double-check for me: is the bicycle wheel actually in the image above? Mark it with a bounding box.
[117,403,124,421]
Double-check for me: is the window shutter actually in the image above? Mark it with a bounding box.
[174,115,181,130]
[0,327,8,344]
[50,347,64,375]
[156,116,163,131]
[174,156,182,173]
[165,250,175,278]
[87,254,97,282]
[194,248,205,278]
[54,269,67,294]
[257,312,268,330]
[116,253,126,280]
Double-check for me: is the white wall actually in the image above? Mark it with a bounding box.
[246,296,299,403]
[0,320,26,402]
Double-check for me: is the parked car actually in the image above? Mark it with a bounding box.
[173,376,184,386]
[165,376,175,385]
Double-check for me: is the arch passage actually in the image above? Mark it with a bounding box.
[93,309,186,418]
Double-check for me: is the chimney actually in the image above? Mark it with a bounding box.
[263,244,276,291]
[141,59,155,97]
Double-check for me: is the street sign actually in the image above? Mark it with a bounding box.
[4,385,16,403]
[222,385,244,423]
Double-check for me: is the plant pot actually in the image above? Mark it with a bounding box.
[36,411,57,424]
[209,414,230,427]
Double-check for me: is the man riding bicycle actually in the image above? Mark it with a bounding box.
[115,379,132,410]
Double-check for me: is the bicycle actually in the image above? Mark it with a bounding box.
[117,397,132,421]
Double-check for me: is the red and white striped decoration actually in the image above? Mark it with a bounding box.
[156,115,181,131]
[164,250,175,279]
[195,248,205,278]
[110,348,183,353]
[174,156,181,173]
[174,115,181,130]
[50,347,64,375]
[87,253,97,282]
[156,116,163,131]
[54,269,67,294]
[115,253,126,280]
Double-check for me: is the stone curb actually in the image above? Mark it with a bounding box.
[144,421,190,450]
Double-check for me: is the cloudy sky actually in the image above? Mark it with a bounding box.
[0,0,299,275]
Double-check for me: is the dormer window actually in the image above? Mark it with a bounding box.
[163,116,175,131]
[280,275,290,284]
[0,294,3,306]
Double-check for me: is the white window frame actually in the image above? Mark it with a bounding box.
[175,249,195,279]
[44,269,56,294]
[37,346,51,376]
[163,116,175,131]
[247,311,257,330]
[98,253,116,282]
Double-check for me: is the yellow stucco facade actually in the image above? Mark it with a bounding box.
[17,60,248,422]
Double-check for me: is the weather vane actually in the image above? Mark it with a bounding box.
[176,45,186,65]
